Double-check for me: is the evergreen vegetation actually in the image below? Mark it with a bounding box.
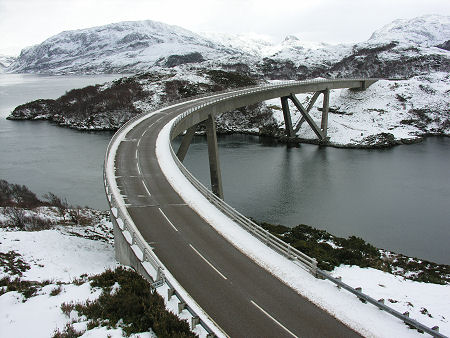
[258,221,450,284]
[61,267,196,337]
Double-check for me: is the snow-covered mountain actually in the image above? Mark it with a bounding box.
[7,20,247,74]
[204,15,450,79]
[0,55,15,73]
[7,15,450,78]
[368,14,450,47]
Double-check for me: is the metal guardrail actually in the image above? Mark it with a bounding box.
[169,144,318,274]
[165,79,446,338]
[167,78,379,273]
[101,78,366,336]
[104,78,446,337]
[104,125,217,337]
[317,270,445,337]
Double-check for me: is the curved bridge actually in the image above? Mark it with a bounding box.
[104,79,375,337]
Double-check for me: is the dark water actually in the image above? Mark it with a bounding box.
[0,74,122,209]
[1,74,449,264]
[175,134,450,264]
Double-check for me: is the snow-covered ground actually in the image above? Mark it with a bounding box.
[0,204,210,337]
[267,73,450,146]
[156,117,450,337]
[1,193,449,336]
[0,219,122,337]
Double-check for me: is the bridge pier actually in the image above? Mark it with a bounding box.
[176,125,197,162]
[281,96,294,137]
[205,114,224,199]
[281,90,331,141]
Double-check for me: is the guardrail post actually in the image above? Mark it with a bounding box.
[168,287,175,300]
[156,266,162,281]
[336,276,342,289]
[264,229,270,245]
[178,301,186,314]
[309,259,318,277]
[191,316,200,328]
[355,287,366,303]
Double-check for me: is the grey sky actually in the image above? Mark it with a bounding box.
[1,0,449,55]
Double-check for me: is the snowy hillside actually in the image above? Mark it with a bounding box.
[368,14,450,47]
[267,72,450,147]
[0,55,15,73]
[6,15,450,79]
[1,180,449,337]
[202,15,450,80]
[7,20,246,74]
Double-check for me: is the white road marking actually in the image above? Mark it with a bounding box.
[158,208,179,232]
[189,244,228,280]
[137,164,141,175]
[135,149,138,159]
[141,179,151,196]
[250,300,297,337]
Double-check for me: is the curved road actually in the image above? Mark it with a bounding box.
[113,88,363,336]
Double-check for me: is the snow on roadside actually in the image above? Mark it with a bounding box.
[0,229,115,282]
[156,117,450,337]
[0,217,121,338]
[266,73,450,146]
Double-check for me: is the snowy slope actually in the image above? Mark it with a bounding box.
[0,55,15,73]
[368,14,450,47]
[7,20,245,74]
[7,15,450,77]
[266,72,450,147]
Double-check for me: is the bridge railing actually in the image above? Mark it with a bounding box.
[167,81,332,275]
[104,118,219,337]
[166,80,446,338]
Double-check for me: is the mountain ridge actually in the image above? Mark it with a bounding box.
[6,15,450,77]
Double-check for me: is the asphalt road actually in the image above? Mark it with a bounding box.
[113,96,361,337]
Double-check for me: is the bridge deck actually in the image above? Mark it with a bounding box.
[112,89,363,336]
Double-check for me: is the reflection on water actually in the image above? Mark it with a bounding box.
[0,74,122,209]
[1,74,449,264]
[175,134,450,264]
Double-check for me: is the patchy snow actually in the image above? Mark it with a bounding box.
[0,217,120,338]
[368,15,450,47]
[8,20,245,74]
[265,73,450,146]
[0,229,115,282]
[156,115,450,337]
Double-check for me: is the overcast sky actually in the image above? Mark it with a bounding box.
[1,0,449,55]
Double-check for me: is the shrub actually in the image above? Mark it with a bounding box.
[71,267,196,336]
[52,323,84,338]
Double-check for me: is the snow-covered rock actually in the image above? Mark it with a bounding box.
[6,15,450,79]
[7,20,245,74]
[267,73,450,147]
[0,55,15,73]
[368,14,450,47]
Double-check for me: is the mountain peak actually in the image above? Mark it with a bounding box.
[9,19,243,74]
[368,14,450,46]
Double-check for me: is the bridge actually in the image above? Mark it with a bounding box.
[103,78,446,337]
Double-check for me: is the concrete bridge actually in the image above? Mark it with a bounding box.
[104,79,376,337]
